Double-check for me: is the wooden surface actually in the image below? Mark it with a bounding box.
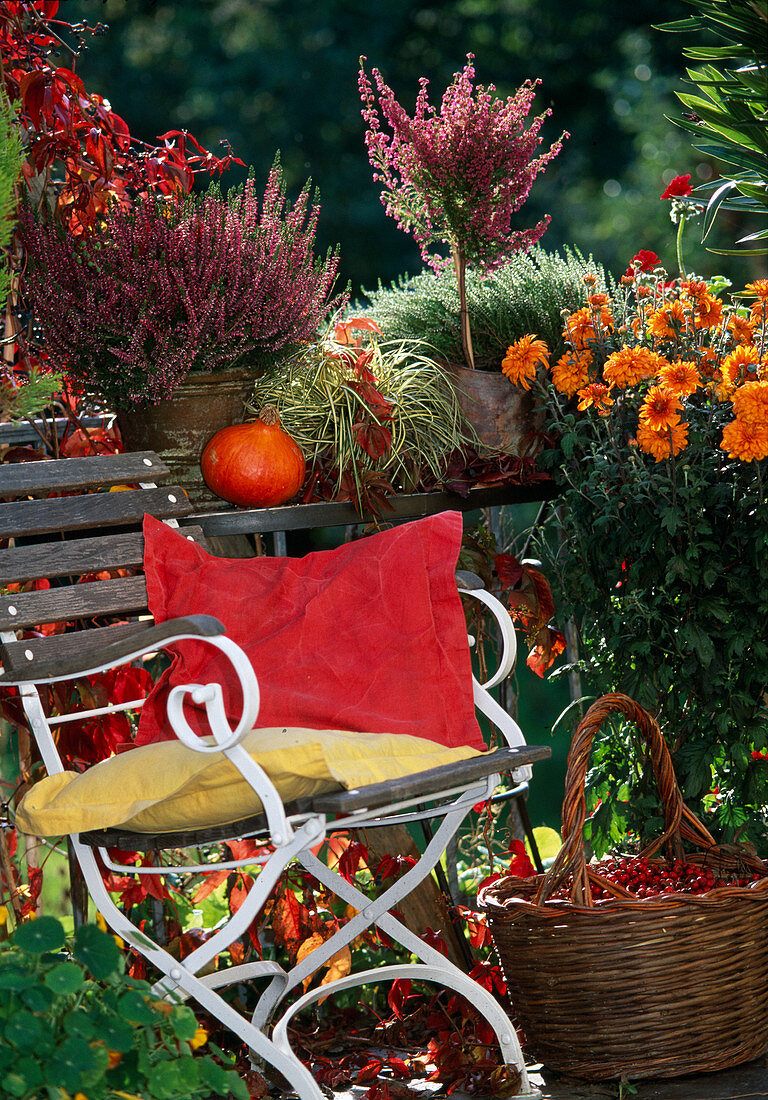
[312,745,551,813]
[0,525,208,586]
[0,484,191,539]
[0,451,170,494]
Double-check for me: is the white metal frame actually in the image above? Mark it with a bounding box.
[6,582,541,1099]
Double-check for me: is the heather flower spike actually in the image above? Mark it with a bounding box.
[359,54,567,369]
[21,156,346,407]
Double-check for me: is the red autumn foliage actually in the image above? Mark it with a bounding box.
[0,0,242,232]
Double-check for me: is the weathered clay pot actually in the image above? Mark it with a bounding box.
[117,368,255,509]
[444,363,543,455]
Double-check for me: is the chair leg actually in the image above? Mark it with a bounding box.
[69,827,330,1100]
[253,799,538,1095]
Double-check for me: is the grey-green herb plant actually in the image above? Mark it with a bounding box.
[359,247,613,372]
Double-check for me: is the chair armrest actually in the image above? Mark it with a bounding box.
[0,614,226,685]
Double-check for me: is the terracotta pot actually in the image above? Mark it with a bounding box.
[443,363,542,455]
[117,368,255,509]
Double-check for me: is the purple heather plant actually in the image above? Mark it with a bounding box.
[359,54,567,369]
[20,157,346,407]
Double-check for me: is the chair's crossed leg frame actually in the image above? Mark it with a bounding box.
[9,591,542,1099]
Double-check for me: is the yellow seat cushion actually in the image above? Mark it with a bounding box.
[16,728,482,837]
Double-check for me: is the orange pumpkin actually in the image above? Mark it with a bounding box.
[200,405,306,507]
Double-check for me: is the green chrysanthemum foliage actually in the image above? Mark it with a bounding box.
[658,0,768,255]
[0,916,249,1100]
[359,247,613,371]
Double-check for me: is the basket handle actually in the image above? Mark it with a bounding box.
[536,693,718,906]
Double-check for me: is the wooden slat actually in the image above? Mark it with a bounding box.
[182,481,560,537]
[0,576,148,631]
[0,525,209,586]
[0,452,169,496]
[76,744,551,852]
[0,614,224,679]
[0,485,191,539]
[1,621,149,672]
[311,744,551,813]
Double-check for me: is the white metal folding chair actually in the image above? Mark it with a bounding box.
[1,452,549,1099]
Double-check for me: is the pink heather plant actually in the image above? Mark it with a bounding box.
[359,54,567,369]
[20,158,345,407]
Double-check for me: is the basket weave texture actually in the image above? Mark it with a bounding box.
[478,693,768,1081]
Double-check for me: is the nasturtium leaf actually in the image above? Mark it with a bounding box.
[20,984,56,1013]
[169,1005,199,1041]
[1,1072,27,1097]
[0,965,28,991]
[14,916,65,955]
[4,1010,44,1050]
[74,923,121,979]
[64,1012,97,1041]
[117,988,156,1025]
[44,961,85,995]
[53,1036,101,1093]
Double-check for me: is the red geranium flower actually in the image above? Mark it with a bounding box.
[660,174,693,200]
[625,249,659,277]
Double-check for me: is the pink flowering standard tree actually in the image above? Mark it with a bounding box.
[359,54,567,369]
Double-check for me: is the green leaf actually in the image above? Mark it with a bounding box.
[20,985,56,1013]
[52,1036,102,1094]
[0,966,28,991]
[73,924,121,979]
[44,961,85,996]
[13,917,65,956]
[117,988,156,1026]
[4,1010,45,1051]
[1,1073,28,1097]
[64,1013,97,1042]
[169,1005,199,1041]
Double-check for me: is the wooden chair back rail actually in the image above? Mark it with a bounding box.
[0,525,209,587]
[0,451,170,496]
[1,621,156,672]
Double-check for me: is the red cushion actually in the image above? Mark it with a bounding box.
[136,512,484,751]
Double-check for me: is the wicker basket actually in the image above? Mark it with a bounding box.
[478,693,768,1081]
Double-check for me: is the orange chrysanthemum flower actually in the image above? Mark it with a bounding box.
[720,418,768,462]
[745,279,768,299]
[658,359,700,397]
[587,293,609,308]
[749,298,768,327]
[691,293,724,330]
[639,386,682,431]
[732,380,768,426]
[647,299,687,341]
[635,418,689,461]
[563,305,613,350]
[727,314,755,347]
[577,383,614,414]
[551,349,591,396]
[720,344,762,388]
[603,346,664,389]
[501,334,550,390]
